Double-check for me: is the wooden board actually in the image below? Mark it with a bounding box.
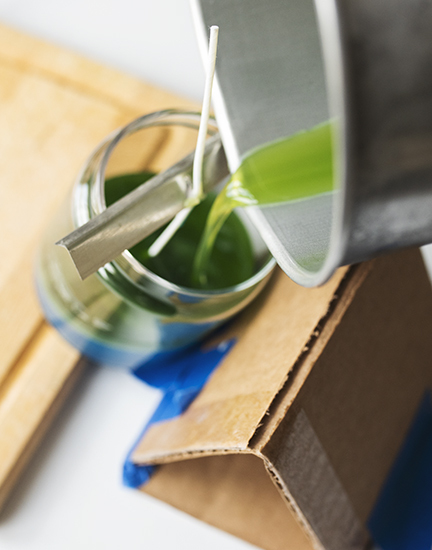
[0,23,194,511]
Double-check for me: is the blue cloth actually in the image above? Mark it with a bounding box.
[369,393,432,550]
[123,339,235,488]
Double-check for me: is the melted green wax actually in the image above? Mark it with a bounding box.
[104,173,255,290]
[104,121,333,291]
[193,121,334,285]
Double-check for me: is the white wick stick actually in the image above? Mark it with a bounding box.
[192,24,219,199]
[148,25,219,258]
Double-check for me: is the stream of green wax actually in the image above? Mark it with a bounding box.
[104,120,333,290]
[192,121,334,286]
[104,173,255,290]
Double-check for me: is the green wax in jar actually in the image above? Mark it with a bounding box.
[193,121,334,285]
[105,120,333,290]
[104,173,255,290]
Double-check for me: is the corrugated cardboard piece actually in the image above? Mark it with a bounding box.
[133,248,432,550]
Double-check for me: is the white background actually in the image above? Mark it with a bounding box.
[0,1,257,549]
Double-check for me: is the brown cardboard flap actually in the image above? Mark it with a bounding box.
[132,267,348,464]
[145,453,314,550]
[136,249,432,550]
[264,248,432,525]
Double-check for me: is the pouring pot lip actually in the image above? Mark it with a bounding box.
[303,0,349,286]
[84,108,276,298]
[276,0,349,287]
[190,0,348,288]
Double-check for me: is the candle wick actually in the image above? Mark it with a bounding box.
[148,25,219,258]
[192,24,219,200]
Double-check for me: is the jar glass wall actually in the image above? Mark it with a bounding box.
[35,110,275,369]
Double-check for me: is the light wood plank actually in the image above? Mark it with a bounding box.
[0,23,194,511]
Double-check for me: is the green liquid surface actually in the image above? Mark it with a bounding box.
[193,121,334,285]
[105,173,255,291]
[105,121,333,290]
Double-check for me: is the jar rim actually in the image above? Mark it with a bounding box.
[86,108,275,298]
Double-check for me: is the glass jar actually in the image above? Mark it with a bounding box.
[35,110,275,369]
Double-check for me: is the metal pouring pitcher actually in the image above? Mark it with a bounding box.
[191,0,432,286]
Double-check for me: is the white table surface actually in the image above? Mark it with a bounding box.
[0,1,257,548]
